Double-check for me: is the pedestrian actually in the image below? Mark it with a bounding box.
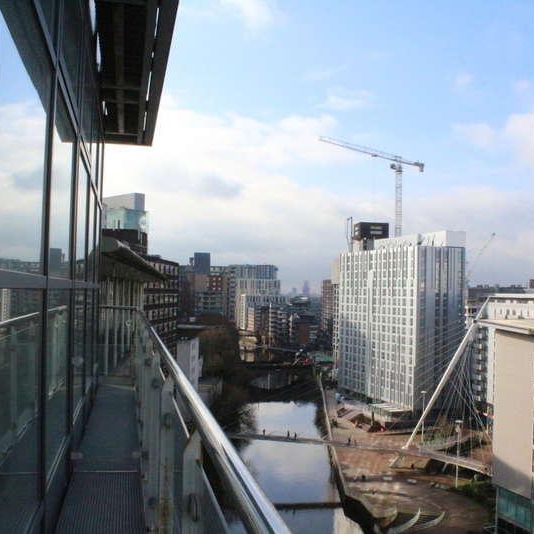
[294,432,297,440]
[287,430,290,438]
[262,429,265,436]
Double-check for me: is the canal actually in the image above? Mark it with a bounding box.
[225,364,362,533]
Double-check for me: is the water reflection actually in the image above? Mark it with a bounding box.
[229,370,362,533]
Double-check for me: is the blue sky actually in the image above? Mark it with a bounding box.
[103,1,534,291]
[3,1,533,291]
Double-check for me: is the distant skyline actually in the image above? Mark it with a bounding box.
[4,1,534,292]
[86,1,534,291]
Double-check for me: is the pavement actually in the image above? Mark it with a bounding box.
[325,388,492,532]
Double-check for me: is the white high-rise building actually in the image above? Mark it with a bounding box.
[227,264,280,324]
[336,227,466,413]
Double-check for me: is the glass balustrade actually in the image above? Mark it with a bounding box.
[100,305,289,534]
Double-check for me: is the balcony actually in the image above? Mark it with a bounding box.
[0,305,288,533]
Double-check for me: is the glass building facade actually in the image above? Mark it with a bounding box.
[0,1,102,530]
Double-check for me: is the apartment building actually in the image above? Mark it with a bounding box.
[472,294,534,418]
[337,224,465,413]
[144,255,181,352]
[321,279,334,335]
[237,293,287,331]
[228,264,280,324]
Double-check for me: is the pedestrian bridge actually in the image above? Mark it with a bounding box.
[228,432,492,476]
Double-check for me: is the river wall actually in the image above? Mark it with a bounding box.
[318,374,394,533]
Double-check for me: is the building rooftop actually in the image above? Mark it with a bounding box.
[478,319,534,336]
[373,230,466,250]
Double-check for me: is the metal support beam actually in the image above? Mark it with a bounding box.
[403,298,489,450]
[111,4,125,134]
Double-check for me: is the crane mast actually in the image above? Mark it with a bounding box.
[319,136,424,237]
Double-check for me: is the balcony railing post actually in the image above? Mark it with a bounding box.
[159,376,175,533]
[140,343,162,531]
[181,430,203,533]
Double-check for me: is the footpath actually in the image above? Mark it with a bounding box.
[321,385,490,532]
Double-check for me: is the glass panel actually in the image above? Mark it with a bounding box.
[84,289,93,391]
[61,0,83,103]
[75,164,88,280]
[91,137,99,187]
[99,142,104,197]
[0,288,41,528]
[73,289,85,408]
[93,206,101,283]
[0,6,51,274]
[46,289,68,473]
[81,58,95,145]
[49,96,75,277]
[87,189,95,282]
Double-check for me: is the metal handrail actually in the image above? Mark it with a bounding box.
[135,309,290,534]
[0,305,67,328]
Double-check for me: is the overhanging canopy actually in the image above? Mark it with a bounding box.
[96,0,179,145]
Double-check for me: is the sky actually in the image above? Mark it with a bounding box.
[3,1,534,292]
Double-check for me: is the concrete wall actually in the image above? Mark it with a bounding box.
[493,330,534,499]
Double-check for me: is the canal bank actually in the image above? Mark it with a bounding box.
[319,375,393,533]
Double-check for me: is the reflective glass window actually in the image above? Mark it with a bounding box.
[91,136,99,187]
[0,288,41,526]
[81,62,96,146]
[73,289,85,409]
[94,205,101,282]
[0,6,51,274]
[87,190,95,282]
[85,289,94,390]
[75,164,88,280]
[49,96,75,277]
[61,0,83,103]
[46,289,68,473]
[99,142,105,197]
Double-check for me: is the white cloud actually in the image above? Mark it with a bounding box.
[3,97,534,291]
[504,112,534,166]
[219,0,279,31]
[452,122,496,148]
[304,65,346,83]
[406,186,534,286]
[103,96,381,290]
[513,79,532,94]
[101,97,534,291]
[453,72,474,91]
[319,88,373,111]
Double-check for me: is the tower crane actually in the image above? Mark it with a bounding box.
[466,232,496,286]
[319,136,425,237]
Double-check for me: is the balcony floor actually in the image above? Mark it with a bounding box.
[55,374,145,533]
